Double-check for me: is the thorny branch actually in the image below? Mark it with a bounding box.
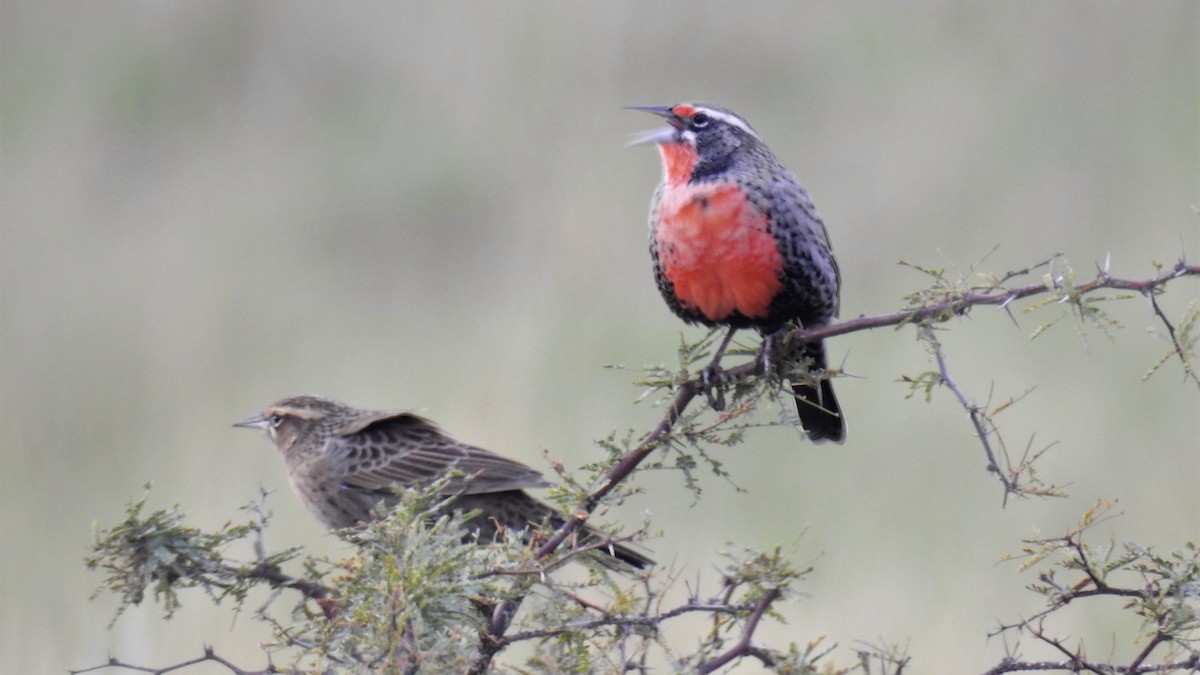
[983,501,1200,674]
[71,647,280,675]
[923,326,1013,493]
[696,587,783,673]
[982,626,1200,675]
[466,257,1200,665]
[917,326,1061,504]
[241,562,331,616]
[1146,289,1200,390]
[824,258,1198,347]
[244,492,333,613]
[81,256,1200,675]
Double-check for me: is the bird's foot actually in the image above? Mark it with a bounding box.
[698,327,738,411]
[700,360,728,411]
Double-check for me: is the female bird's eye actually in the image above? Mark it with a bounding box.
[270,413,284,427]
[691,112,710,128]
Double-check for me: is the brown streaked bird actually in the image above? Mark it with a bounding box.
[235,395,651,570]
[630,103,846,443]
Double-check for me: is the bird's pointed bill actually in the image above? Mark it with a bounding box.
[625,105,676,118]
[233,412,270,430]
[626,105,685,147]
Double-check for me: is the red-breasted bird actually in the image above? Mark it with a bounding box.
[235,395,652,569]
[630,103,845,443]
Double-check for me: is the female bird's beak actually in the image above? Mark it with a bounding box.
[233,413,269,430]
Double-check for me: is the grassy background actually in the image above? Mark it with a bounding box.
[2,2,1197,672]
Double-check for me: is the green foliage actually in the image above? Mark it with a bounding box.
[1022,261,1129,340]
[86,485,301,624]
[997,500,1200,671]
[278,487,524,672]
[84,481,825,673]
[618,328,795,498]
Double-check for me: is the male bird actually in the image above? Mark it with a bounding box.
[235,395,651,569]
[631,103,845,443]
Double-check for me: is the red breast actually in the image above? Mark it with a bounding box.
[653,179,784,322]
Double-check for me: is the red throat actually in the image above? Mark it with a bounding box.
[657,141,698,186]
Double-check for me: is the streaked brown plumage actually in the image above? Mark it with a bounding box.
[235,395,651,569]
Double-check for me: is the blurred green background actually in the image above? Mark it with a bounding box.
[2,2,1197,672]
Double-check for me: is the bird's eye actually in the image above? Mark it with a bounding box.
[690,112,710,129]
[269,413,284,427]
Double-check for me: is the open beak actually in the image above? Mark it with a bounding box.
[626,105,683,146]
[233,412,269,430]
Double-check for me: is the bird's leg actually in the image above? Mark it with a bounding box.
[758,333,775,380]
[758,324,794,379]
[700,327,737,411]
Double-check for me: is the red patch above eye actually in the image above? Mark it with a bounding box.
[671,104,697,118]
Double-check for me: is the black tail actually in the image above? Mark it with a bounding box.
[790,340,846,444]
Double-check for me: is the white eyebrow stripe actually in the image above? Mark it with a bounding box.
[692,105,760,140]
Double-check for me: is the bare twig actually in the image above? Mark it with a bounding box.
[69,646,280,675]
[241,562,330,609]
[813,258,1199,343]
[922,326,1017,498]
[1146,290,1200,389]
[697,587,783,673]
[501,600,742,644]
[982,655,1200,674]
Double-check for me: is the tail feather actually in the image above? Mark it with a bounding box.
[558,521,655,571]
[455,491,654,571]
[589,532,655,570]
[790,340,846,444]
